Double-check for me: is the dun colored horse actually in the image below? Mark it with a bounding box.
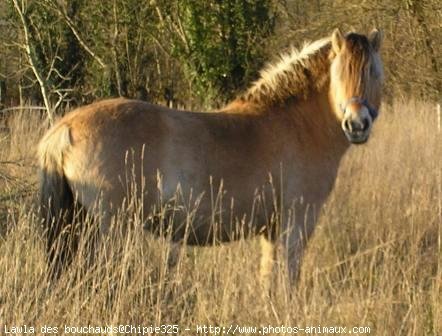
[39,29,384,281]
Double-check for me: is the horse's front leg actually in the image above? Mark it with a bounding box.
[276,231,305,284]
[259,230,305,293]
[277,201,318,285]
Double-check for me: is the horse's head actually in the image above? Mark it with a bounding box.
[329,29,384,144]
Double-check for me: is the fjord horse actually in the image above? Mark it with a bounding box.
[39,29,384,281]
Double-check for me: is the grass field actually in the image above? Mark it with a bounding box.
[0,99,440,335]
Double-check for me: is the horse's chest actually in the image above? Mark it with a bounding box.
[283,160,338,205]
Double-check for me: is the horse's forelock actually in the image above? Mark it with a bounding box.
[338,33,379,95]
[344,33,371,54]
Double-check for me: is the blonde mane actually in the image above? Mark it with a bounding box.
[240,38,332,106]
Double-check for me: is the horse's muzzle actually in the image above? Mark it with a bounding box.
[342,115,372,144]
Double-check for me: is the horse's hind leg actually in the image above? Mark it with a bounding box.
[88,210,113,267]
[43,196,85,280]
[70,194,113,272]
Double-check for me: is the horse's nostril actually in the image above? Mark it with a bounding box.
[362,118,370,132]
[344,118,369,133]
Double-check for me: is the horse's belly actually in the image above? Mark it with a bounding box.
[141,166,275,244]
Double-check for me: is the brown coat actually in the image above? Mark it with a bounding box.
[39,29,383,280]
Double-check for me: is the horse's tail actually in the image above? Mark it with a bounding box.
[38,124,77,276]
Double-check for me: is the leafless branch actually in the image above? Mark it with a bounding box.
[42,0,107,69]
[11,0,54,124]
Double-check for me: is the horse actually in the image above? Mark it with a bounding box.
[38,29,384,282]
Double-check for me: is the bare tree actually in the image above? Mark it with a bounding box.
[11,0,54,123]
[41,0,106,69]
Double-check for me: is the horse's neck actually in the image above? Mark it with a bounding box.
[267,90,349,165]
[218,89,349,165]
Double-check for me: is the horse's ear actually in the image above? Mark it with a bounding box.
[331,28,344,54]
[369,29,382,52]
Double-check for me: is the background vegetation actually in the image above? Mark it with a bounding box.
[0,0,440,335]
[0,0,440,113]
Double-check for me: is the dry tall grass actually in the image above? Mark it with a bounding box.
[0,99,440,335]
